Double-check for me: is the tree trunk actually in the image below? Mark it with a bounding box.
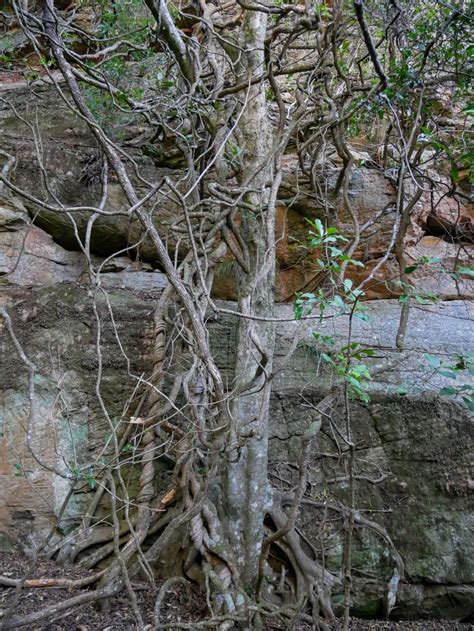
[224,6,277,593]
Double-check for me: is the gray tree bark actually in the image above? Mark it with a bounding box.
[224,5,278,592]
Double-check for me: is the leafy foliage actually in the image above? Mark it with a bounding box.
[425,353,474,411]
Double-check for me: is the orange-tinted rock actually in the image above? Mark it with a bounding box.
[275,205,289,264]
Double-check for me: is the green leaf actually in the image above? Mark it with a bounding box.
[457,267,474,277]
[415,293,438,304]
[404,265,418,274]
[438,369,458,379]
[87,476,97,490]
[332,295,345,310]
[439,387,457,396]
[311,218,324,237]
[347,376,361,388]
[352,364,371,379]
[425,354,441,369]
[462,396,474,412]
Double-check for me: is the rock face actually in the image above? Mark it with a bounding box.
[0,83,187,263]
[1,194,473,619]
[0,77,473,621]
[1,83,472,302]
[0,190,166,543]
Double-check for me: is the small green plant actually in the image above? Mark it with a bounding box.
[320,343,375,402]
[314,2,330,17]
[13,463,33,478]
[294,220,366,320]
[424,353,474,411]
[295,220,375,401]
[69,464,98,490]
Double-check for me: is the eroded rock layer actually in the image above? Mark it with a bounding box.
[1,199,473,619]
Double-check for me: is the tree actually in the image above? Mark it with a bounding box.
[0,0,471,628]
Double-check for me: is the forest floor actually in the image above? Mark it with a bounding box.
[0,554,472,630]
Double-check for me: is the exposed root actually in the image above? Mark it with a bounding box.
[294,497,405,579]
[154,576,191,627]
[271,503,339,620]
[97,428,158,591]
[153,614,247,630]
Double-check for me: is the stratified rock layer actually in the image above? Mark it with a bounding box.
[1,199,473,619]
[1,83,472,301]
[0,75,473,620]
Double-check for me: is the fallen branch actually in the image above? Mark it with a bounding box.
[256,419,321,598]
[0,570,106,589]
[0,587,115,629]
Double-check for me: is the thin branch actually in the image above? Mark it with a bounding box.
[353,0,388,89]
